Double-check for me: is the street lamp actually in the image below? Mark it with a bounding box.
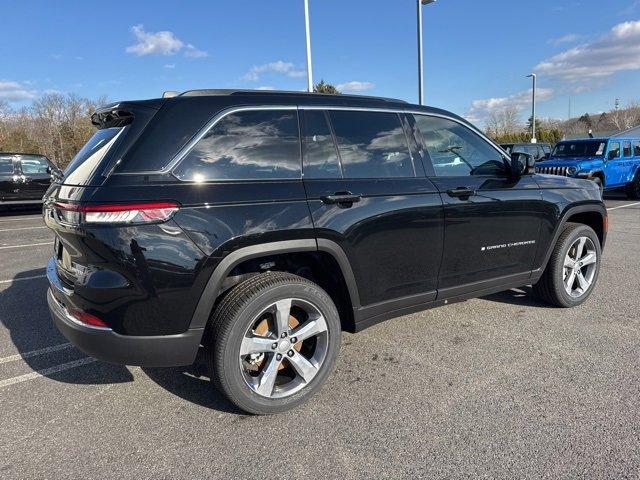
[527,73,537,143]
[417,0,436,105]
[304,0,313,92]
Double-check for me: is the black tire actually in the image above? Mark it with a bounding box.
[625,172,640,200]
[533,222,602,308]
[204,272,341,415]
[592,177,604,196]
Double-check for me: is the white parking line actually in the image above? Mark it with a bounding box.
[0,242,52,250]
[0,274,47,285]
[0,226,47,232]
[0,343,73,365]
[607,202,640,211]
[0,357,96,389]
[0,216,42,223]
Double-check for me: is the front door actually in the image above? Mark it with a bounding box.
[604,141,623,187]
[411,114,545,297]
[16,156,52,200]
[0,156,19,201]
[301,108,444,308]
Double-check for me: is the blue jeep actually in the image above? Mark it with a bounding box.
[535,138,640,198]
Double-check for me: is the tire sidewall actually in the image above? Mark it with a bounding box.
[552,225,602,307]
[216,281,341,414]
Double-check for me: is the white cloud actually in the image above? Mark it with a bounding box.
[548,33,585,45]
[336,81,375,92]
[257,86,276,90]
[125,25,208,59]
[0,80,37,102]
[535,20,640,82]
[164,63,176,69]
[466,87,554,124]
[242,61,306,81]
[185,44,208,58]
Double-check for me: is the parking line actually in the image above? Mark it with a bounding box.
[0,216,42,223]
[0,226,47,232]
[607,202,640,211]
[0,242,52,250]
[0,343,73,365]
[0,357,96,389]
[0,274,47,285]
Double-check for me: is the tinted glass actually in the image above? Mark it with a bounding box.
[174,110,301,181]
[302,110,341,178]
[20,156,49,174]
[414,115,504,177]
[500,144,514,153]
[524,145,538,157]
[0,157,14,175]
[552,141,605,157]
[609,142,621,159]
[64,127,124,185]
[542,145,551,154]
[512,145,526,154]
[329,111,414,179]
[635,141,640,156]
[623,141,632,157]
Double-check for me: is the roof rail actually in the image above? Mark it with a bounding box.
[178,89,408,104]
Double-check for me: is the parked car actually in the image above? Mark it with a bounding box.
[0,153,61,206]
[500,142,552,161]
[44,90,607,414]
[535,138,640,198]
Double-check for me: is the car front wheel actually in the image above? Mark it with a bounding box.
[204,272,341,414]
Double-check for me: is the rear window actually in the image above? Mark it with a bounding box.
[0,157,14,175]
[63,127,125,185]
[173,110,301,181]
[328,111,415,179]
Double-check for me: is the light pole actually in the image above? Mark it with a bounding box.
[304,0,314,92]
[527,73,537,143]
[417,0,436,105]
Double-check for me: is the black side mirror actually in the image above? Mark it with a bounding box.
[608,151,617,160]
[46,166,52,174]
[544,152,551,159]
[510,152,535,177]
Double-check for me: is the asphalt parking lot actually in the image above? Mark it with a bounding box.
[0,197,639,479]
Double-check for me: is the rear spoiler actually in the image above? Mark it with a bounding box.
[91,99,166,129]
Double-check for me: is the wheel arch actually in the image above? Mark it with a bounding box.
[189,239,361,332]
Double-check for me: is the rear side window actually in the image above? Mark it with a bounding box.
[623,141,632,157]
[20,156,49,174]
[0,157,14,175]
[64,127,125,185]
[302,110,341,178]
[173,110,301,181]
[635,141,640,156]
[328,111,414,178]
[414,115,504,177]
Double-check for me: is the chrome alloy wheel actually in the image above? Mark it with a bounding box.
[563,236,598,298]
[239,298,329,399]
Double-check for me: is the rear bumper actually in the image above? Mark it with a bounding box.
[46,259,203,367]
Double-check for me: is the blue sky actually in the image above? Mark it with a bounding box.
[1,0,640,127]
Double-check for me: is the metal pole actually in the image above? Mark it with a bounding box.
[304,0,313,92]
[417,0,424,105]
[528,73,537,142]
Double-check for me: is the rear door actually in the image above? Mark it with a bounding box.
[0,156,19,201]
[16,155,52,200]
[301,108,444,309]
[410,114,544,296]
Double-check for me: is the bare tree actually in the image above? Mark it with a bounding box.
[609,101,640,131]
[486,106,521,137]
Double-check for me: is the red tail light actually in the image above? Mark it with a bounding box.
[54,201,179,225]
[68,309,110,329]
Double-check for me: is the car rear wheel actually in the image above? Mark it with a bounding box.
[625,172,640,200]
[204,272,341,414]
[533,223,601,308]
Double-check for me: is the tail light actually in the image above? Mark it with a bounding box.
[68,309,110,329]
[54,201,179,225]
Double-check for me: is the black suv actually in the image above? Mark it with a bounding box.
[500,143,552,162]
[0,153,61,206]
[44,90,606,414]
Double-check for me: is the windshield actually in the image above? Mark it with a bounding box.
[552,141,606,158]
[63,127,125,185]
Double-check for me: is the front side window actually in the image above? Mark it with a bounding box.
[174,110,301,181]
[608,142,621,160]
[302,110,341,179]
[0,157,14,175]
[414,115,504,177]
[19,156,49,174]
[328,111,415,179]
[623,141,632,157]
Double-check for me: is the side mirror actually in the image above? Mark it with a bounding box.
[510,152,535,177]
[608,151,617,160]
[544,152,551,159]
[46,166,52,174]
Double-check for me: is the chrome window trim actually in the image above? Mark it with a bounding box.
[112,104,508,178]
